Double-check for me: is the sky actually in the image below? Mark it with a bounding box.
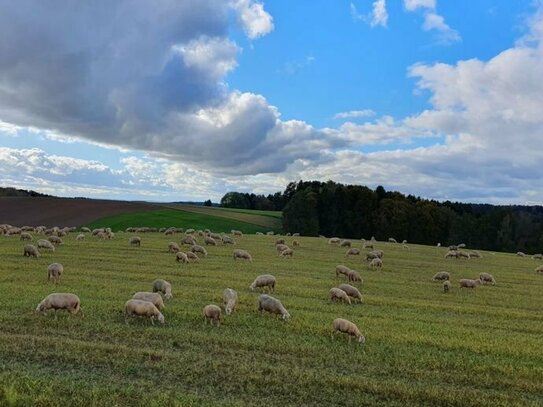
[0,0,542,204]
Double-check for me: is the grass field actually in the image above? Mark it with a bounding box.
[84,208,278,235]
[1,233,542,406]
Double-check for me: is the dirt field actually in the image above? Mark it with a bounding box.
[0,197,159,227]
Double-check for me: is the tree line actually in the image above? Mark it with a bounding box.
[220,180,543,253]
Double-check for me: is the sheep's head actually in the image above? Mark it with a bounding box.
[35,302,45,313]
[157,313,165,324]
[282,312,290,321]
[358,335,366,344]
[164,292,173,300]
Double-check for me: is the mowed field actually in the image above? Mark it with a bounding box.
[0,233,542,406]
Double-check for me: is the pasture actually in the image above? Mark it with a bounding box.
[0,232,542,406]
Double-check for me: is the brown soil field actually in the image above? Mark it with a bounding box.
[0,197,159,227]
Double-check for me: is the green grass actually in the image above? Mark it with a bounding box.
[1,234,542,406]
[83,208,274,234]
[211,207,282,219]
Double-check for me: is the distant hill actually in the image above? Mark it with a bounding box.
[0,187,51,197]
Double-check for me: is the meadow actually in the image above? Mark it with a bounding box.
[0,231,542,406]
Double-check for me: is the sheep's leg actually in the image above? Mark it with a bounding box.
[151,316,155,326]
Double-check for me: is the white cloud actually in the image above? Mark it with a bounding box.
[350,1,388,28]
[230,0,274,39]
[278,56,316,75]
[404,0,436,12]
[403,0,460,44]
[334,109,376,119]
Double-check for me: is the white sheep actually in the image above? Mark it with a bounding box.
[275,238,286,245]
[37,239,55,251]
[328,237,340,245]
[469,251,482,258]
[203,304,222,326]
[168,242,180,253]
[257,294,290,320]
[459,278,481,288]
[292,233,300,237]
[292,240,300,247]
[232,230,243,237]
[181,235,196,246]
[250,274,276,292]
[516,251,526,257]
[81,227,91,233]
[20,232,33,241]
[346,248,360,256]
[369,258,382,269]
[443,280,451,293]
[204,236,217,246]
[132,292,165,310]
[152,279,173,300]
[129,236,141,246]
[340,240,352,248]
[275,243,289,253]
[280,248,294,258]
[388,237,397,243]
[233,249,252,262]
[124,299,164,325]
[335,265,351,278]
[331,318,365,344]
[186,251,199,262]
[532,253,543,260]
[223,288,238,315]
[345,269,363,284]
[47,263,64,284]
[329,287,351,305]
[479,272,496,285]
[535,265,543,273]
[338,284,363,303]
[36,293,81,315]
[444,250,458,259]
[432,271,450,281]
[47,236,63,246]
[76,234,85,241]
[175,251,189,263]
[23,244,40,258]
[222,235,235,245]
[191,244,208,257]
[363,243,374,249]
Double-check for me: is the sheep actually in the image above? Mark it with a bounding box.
[443,280,451,293]
[47,236,63,246]
[222,235,235,245]
[363,243,374,249]
[535,265,543,273]
[331,318,365,344]
[250,274,276,292]
[338,284,363,303]
[175,251,189,263]
[203,304,222,326]
[449,245,458,251]
[329,288,351,305]
[345,269,362,284]
[346,248,360,256]
[181,235,196,246]
[124,299,164,325]
[280,248,294,258]
[80,227,91,233]
[457,251,471,259]
[479,272,496,285]
[275,238,286,245]
[457,243,466,248]
[256,232,264,235]
[257,294,290,320]
[23,244,40,258]
[233,249,252,262]
[204,236,217,246]
[36,293,81,315]
[152,279,173,300]
[266,231,274,236]
[366,250,383,260]
[185,228,195,235]
[47,263,63,284]
[469,251,482,258]
[191,244,208,257]
[129,236,141,246]
[232,230,243,237]
[340,240,352,248]
[37,239,55,251]
[186,251,199,262]
[369,257,382,269]
[292,240,300,247]
[76,234,85,241]
[209,233,221,240]
[532,253,543,260]
[20,232,33,241]
[516,251,526,257]
[275,243,289,253]
[328,237,340,245]
[292,233,300,237]
[223,288,238,315]
[444,250,458,259]
[335,265,351,278]
[388,237,397,243]
[165,242,179,253]
[164,228,176,235]
[132,292,165,310]
[432,271,450,281]
[459,278,481,288]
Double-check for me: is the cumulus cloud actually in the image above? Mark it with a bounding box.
[230,0,274,39]
[403,0,460,44]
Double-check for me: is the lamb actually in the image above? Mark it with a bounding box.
[20,232,33,241]
[132,292,165,310]
[47,236,63,246]
[168,242,181,253]
[175,251,189,263]
[329,288,351,304]
[152,279,173,300]
[443,280,451,293]
[223,288,238,315]
[186,251,199,262]
[340,240,352,248]
[37,239,55,251]
[23,244,40,258]
[335,265,351,278]
[459,278,481,288]
[191,244,208,257]
[203,304,222,326]
[222,235,235,245]
[331,318,365,344]
[124,299,164,325]
[250,274,276,292]
[233,249,252,262]
[47,263,63,284]
[345,269,363,284]
[36,293,81,315]
[204,236,217,246]
[346,248,360,256]
[129,236,141,246]
[479,272,496,285]
[532,253,543,260]
[338,284,363,303]
[275,243,289,253]
[369,258,382,269]
[328,237,340,245]
[257,294,290,320]
[280,248,294,257]
[432,271,450,281]
[275,238,286,245]
[76,234,85,241]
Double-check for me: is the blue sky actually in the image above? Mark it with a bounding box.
[1,1,543,204]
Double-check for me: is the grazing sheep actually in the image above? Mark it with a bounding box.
[152,279,173,300]
[328,237,340,245]
[338,284,363,303]
[209,233,221,240]
[181,235,196,245]
[191,244,208,257]
[329,288,351,304]
[345,269,363,284]
[266,231,274,236]
[223,288,238,315]
[164,228,176,235]
[257,294,290,320]
[444,250,458,259]
[532,253,543,260]
[20,232,33,241]
[222,235,235,245]
[457,251,471,259]
[250,274,276,292]
[185,228,195,235]
[535,265,543,273]
[36,293,81,315]
[275,238,286,245]
[469,251,482,258]
[443,280,451,293]
[276,243,289,254]
[204,236,217,246]
[23,244,40,258]
[232,230,243,237]
[459,279,481,288]
[186,251,199,262]
[388,237,397,243]
[76,234,85,241]
[198,230,205,237]
[132,292,165,310]
[516,251,526,257]
[457,243,466,248]
[366,250,383,260]
[346,248,360,256]
[37,239,55,251]
[292,240,300,247]
[331,318,365,344]
[369,257,382,269]
[432,271,450,282]
[124,299,164,325]
[168,242,181,253]
[335,265,351,278]
[448,245,458,251]
[129,236,141,246]
[280,248,294,258]
[47,236,63,246]
[203,304,222,326]
[47,263,63,284]
[233,249,252,262]
[80,227,91,233]
[175,251,189,263]
[292,233,300,237]
[340,240,352,248]
[256,232,264,235]
[363,243,374,249]
[479,272,496,285]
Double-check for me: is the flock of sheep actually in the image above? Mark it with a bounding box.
[3,222,542,346]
